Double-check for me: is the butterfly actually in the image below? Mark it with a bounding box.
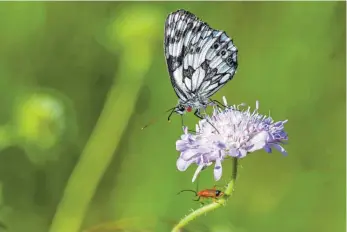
[164,9,238,122]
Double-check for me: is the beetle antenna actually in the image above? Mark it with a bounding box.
[177,190,198,196]
[196,178,199,192]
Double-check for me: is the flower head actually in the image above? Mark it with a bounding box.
[176,97,288,182]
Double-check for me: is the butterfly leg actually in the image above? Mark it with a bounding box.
[167,108,176,122]
[210,99,240,112]
[197,110,220,134]
[194,109,204,119]
[210,99,226,108]
[180,115,185,127]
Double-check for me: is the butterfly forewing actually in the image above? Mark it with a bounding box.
[164,9,238,104]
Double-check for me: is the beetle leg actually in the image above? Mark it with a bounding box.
[199,198,205,206]
[194,196,206,206]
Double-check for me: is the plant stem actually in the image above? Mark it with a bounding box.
[48,81,144,232]
[171,158,238,232]
[48,51,152,232]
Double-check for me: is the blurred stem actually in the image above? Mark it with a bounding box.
[171,158,238,232]
[48,59,147,232]
[0,125,14,150]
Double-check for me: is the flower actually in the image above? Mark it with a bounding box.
[176,96,288,182]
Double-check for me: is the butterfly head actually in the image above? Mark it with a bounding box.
[175,105,194,114]
[172,104,194,115]
[167,98,208,122]
[176,97,208,114]
[174,104,186,115]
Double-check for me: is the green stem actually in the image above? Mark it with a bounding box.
[171,158,238,232]
[48,57,148,232]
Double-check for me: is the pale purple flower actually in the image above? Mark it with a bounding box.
[176,96,288,182]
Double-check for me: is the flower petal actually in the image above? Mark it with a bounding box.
[175,97,288,182]
[216,141,226,149]
[214,159,222,181]
[237,149,247,158]
[271,144,288,156]
[222,96,228,106]
[228,149,238,157]
[180,134,188,140]
[181,149,198,160]
[176,140,188,152]
[176,157,193,171]
[192,165,204,182]
[264,145,272,153]
[248,131,268,152]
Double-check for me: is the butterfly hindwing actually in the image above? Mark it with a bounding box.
[164,9,238,102]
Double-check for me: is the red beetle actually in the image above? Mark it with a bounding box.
[177,185,224,203]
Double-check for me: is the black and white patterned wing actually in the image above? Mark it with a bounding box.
[164,9,238,101]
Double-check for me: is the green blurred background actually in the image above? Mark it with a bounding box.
[0,2,345,232]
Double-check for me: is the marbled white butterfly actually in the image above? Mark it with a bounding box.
[165,9,238,122]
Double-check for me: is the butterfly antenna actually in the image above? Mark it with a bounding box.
[141,107,176,130]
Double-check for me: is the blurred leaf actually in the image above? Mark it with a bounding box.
[49,5,163,232]
[83,217,156,232]
[0,182,11,232]
[0,2,45,47]
[11,88,78,164]
[210,224,247,232]
[97,5,163,60]
[0,2,344,232]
